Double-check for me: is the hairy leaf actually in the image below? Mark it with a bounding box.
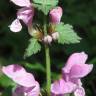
[56,23,81,44]
[24,38,41,58]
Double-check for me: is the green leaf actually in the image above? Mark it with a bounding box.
[25,62,45,72]
[33,0,58,15]
[56,23,81,44]
[24,38,41,58]
[2,86,12,96]
[0,74,15,87]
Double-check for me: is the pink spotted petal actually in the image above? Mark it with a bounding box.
[12,86,24,96]
[70,78,82,86]
[62,72,83,86]
[74,87,85,96]
[9,19,22,32]
[2,64,26,79]
[10,0,31,7]
[17,7,34,25]
[2,64,36,87]
[51,78,76,95]
[13,72,36,87]
[13,82,40,96]
[70,64,93,78]
[27,81,40,96]
[62,52,88,73]
[50,6,63,24]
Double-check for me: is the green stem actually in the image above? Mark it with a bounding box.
[65,94,70,96]
[45,45,51,96]
[44,15,51,96]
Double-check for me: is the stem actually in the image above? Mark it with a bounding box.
[65,94,70,96]
[45,45,51,96]
[44,15,51,96]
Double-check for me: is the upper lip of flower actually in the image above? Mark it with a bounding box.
[2,64,37,87]
[62,52,93,79]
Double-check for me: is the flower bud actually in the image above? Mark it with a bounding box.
[43,35,52,44]
[52,32,59,40]
[49,7,63,24]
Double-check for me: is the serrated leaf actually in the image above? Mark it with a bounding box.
[33,0,58,15]
[33,0,58,6]
[24,38,41,58]
[56,23,81,44]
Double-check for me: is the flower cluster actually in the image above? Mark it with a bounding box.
[1,52,93,96]
[2,64,40,96]
[43,7,63,44]
[9,0,63,44]
[51,52,93,96]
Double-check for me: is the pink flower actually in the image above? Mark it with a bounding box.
[9,0,34,32]
[49,7,63,24]
[62,52,93,79]
[62,52,93,96]
[51,52,93,96]
[2,64,40,96]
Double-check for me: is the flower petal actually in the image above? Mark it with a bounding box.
[62,52,88,73]
[70,78,82,86]
[74,86,85,96]
[52,32,59,40]
[12,86,24,96]
[2,64,36,87]
[51,78,76,95]
[13,82,40,96]
[43,35,52,44]
[9,19,22,32]
[10,0,31,7]
[13,72,36,87]
[70,64,93,78]
[17,7,34,25]
[27,81,40,96]
[2,64,26,79]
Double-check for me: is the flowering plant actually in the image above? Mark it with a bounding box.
[1,0,93,96]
